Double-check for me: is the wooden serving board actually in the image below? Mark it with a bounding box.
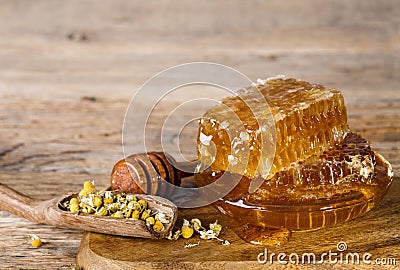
[76,178,400,270]
[76,206,262,269]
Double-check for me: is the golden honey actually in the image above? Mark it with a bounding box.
[197,78,349,179]
[196,133,392,224]
[195,78,393,246]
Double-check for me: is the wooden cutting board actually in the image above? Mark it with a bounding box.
[76,178,400,270]
[76,206,266,269]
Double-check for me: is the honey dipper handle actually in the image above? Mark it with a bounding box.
[111,152,199,195]
[0,183,44,223]
[150,151,197,182]
[175,160,198,179]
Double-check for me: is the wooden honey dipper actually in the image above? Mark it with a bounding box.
[111,152,198,197]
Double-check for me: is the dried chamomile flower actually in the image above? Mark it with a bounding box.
[119,203,128,212]
[198,222,229,245]
[141,209,151,220]
[164,218,228,245]
[153,220,164,232]
[182,219,194,239]
[146,217,155,227]
[182,226,194,239]
[28,234,42,248]
[131,210,140,219]
[138,199,147,210]
[155,212,169,224]
[125,208,133,218]
[69,203,80,213]
[80,196,94,208]
[173,230,182,240]
[69,197,79,206]
[81,206,95,214]
[69,197,80,212]
[92,195,103,207]
[191,218,203,232]
[65,181,171,232]
[103,191,114,204]
[165,229,182,240]
[199,229,217,240]
[103,198,113,204]
[127,200,140,211]
[209,220,222,237]
[106,202,120,212]
[83,181,96,193]
[116,194,126,203]
[79,180,96,197]
[31,238,42,247]
[95,207,108,216]
[126,194,137,201]
[110,211,124,219]
[78,190,87,198]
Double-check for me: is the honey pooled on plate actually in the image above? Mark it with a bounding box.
[196,133,393,232]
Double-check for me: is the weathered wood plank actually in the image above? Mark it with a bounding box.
[0,0,397,50]
[0,0,398,269]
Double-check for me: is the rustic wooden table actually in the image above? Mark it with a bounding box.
[0,1,399,269]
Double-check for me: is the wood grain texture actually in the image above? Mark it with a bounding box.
[77,177,399,269]
[0,0,399,269]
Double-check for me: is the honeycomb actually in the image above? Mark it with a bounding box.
[195,133,393,231]
[240,133,382,205]
[195,77,393,242]
[197,77,349,179]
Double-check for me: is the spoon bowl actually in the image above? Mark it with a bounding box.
[0,183,177,239]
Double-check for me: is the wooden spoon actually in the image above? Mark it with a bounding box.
[0,183,177,239]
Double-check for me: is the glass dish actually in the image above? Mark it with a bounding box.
[194,152,393,246]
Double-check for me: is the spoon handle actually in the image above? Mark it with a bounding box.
[0,183,44,223]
